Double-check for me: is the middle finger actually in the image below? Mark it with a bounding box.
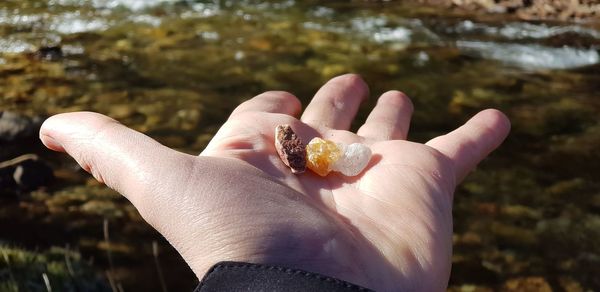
[301,74,369,131]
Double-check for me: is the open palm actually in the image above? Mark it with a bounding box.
[40,74,509,291]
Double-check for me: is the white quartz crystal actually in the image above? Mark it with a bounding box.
[331,143,372,176]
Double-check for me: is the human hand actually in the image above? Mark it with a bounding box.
[39,74,510,291]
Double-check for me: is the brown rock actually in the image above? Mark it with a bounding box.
[275,124,306,174]
[502,277,552,292]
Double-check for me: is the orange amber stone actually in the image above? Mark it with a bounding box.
[305,137,343,176]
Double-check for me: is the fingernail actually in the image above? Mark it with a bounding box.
[41,134,64,152]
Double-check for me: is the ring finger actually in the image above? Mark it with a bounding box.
[357,90,413,141]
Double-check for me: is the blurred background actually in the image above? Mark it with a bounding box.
[1,0,599,291]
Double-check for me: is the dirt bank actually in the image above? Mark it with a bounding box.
[422,0,600,21]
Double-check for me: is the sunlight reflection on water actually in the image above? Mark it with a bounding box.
[457,41,600,69]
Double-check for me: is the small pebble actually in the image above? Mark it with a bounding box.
[331,143,372,176]
[306,137,371,177]
[274,125,306,174]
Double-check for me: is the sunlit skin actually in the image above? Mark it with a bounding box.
[39,74,510,291]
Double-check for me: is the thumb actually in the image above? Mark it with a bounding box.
[426,109,510,182]
[39,112,194,211]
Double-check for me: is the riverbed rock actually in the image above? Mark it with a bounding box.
[0,111,45,161]
[0,111,42,142]
[0,154,54,193]
[13,158,54,191]
[501,277,552,292]
[0,164,17,190]
[34,45,63,61]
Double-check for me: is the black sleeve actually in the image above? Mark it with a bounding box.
[194,261,374,292]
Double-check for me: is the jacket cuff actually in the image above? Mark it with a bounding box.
[194,261,373,291]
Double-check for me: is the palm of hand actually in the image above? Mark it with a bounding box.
[200,109,455,291]
[40,75,509,291]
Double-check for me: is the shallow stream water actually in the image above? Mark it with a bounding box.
[1,0,599,291]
